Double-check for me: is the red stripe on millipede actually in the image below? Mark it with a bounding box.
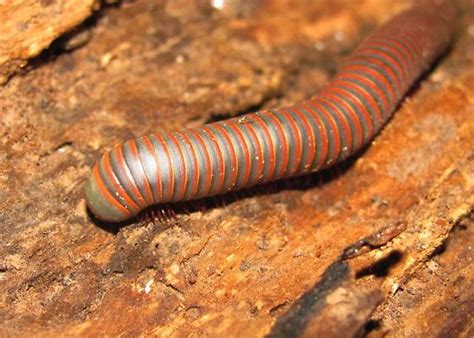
[349,54,403,96]
[214,124,239,190]
[251,114,277,181]
[93,164,131,217]
[153,133,175,202]
[245,119,265,182]
[129,139,154,205]
[337,71,388,123]
[371,36,416,78]
[277,108,304,176]
[302,102,330,169]
[165,132,188,201]
[323,86,374,141]
[404,30,423,57]
[342,63,396,117]
[142,135,163,203]
[202,126,226,194]
[264,111,290,178]
[319,89,364,151]
[308,100,342,165]
[403,31,424,77]
[116,144,147,207]
[103,151,140,212]
[355,47,407,87]
[364,40,412,86]
[318,97,353,156]
[227,120,252,187]
[334,76,383,126]
[179,131,200,198]
[188,129,213,197]
[291,105,316,172]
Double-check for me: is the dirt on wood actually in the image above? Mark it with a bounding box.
[0,0,472,337]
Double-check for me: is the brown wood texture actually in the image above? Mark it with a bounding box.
[0,0,472,336]
[0,0,97,84]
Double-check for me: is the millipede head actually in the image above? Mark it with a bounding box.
[85,163,136,223]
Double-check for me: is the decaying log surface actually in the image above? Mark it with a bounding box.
[0,0,472,336]
[370,215,474,337]
[0,0,97,84]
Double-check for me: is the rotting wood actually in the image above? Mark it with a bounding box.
[0,0,472,336]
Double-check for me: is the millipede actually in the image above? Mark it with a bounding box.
[85,1,455,222]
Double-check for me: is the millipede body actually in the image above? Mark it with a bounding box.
[85,1,455,222]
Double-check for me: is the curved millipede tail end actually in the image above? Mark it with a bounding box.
[85,160,137,223]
